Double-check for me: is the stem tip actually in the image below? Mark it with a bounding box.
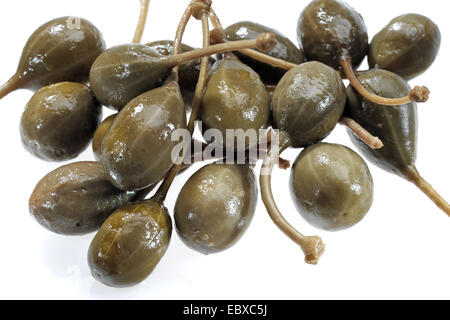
[256,33,277,52]
[302,236,326,265]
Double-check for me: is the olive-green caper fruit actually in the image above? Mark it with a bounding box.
[291,143,374,231]
[200,57,270,151]
[175,163,257,254]
[100,82,186,191]
[29,162,136,235]
[146,40,215,106]
[16,17,105,90]
[225,21,305,83]
[90,44,172,110]
[20,82,101,162]
[297,0,369,69]
[345,69,418,179]
[272,61,346,148]
[88,199,172,288]
[369,14,441,80]
[92,114,117,161]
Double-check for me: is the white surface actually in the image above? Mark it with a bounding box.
[0,0,448,300]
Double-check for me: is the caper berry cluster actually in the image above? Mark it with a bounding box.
[1,0,448,288]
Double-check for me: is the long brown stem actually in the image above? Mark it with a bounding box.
[208,9,297,70]
[170,5,193,81]
[260,131,325,265]
[340,57,430,106]
[340,117,384,149]
[132,0,151,43]
[0,74,22,100]
[155,9,211,203]
[406,168,450,217]
[164,35,276,68]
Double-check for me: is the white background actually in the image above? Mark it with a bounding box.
[0,0,448,300]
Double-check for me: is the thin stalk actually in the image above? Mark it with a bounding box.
[406,168,450,217]
[340,117,384,149]
[170,5,193,81]
[260,131,325,265]
[132,0,151,43]
[208,9,297,70]
[340,57,430,106]
[163,35,276,68]
[154,10,211,203]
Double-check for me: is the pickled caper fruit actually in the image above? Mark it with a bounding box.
[88,199,172,287]
[291,143,374,231]
[20,82,101,162]
[175,163,257,254]
[29,162,136,235]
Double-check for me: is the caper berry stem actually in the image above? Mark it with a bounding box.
[163,34,277,68]
[339,117,384,149]
[208,9,298,70]
[170,3,193,81]
[340,57,430,106]
[132,0,151,43]
[405,168,450,217]
[0,74,22,100]
[260,131,325,265]
[154,8,212,204]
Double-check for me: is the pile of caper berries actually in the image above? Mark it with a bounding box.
[0,0,448,288]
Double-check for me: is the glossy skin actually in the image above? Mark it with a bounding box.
[146,40,215,106]
[297,0,369,69]
[369,14,441,80]
[225,21,305,83]
[90,44,171,110]
[17,17,105,90]
[175,163,257,254]
[101,82,186,191]
[291,143,374,231]
[20,82,101,161]
[272,61,346,148]
[29,162,136,235]
[345,69,418,179]
[201,57,270,151]
[88,200,172,288]
[92,114,117,161]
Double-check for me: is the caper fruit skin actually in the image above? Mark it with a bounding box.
[200,57,270,151]
[88,200,172,288]
[369,14,441,80]
[175,163,257,255]
[225,21,305,84]
[20,82,101,162]
[29,162,136,235]
[345,69,418,179]
[146,40,215,106]
[272,61,346,148]
[17,17,105,90]
[297,0,369,69]
[290,143,374,231]
[92,114,117,161]
[101,83,186,191]
[89,44,171,110]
